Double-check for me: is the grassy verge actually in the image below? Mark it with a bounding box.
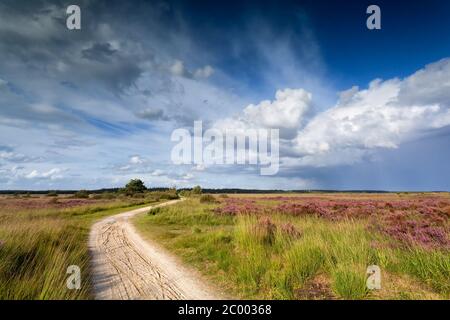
[133,197,449,300]
[0,198,164,299]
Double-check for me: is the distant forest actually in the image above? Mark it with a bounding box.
[0,188,437,195]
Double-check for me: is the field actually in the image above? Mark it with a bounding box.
[0,192,175,299]
[134,193,450,300]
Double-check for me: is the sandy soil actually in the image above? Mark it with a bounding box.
[89,199,221,300]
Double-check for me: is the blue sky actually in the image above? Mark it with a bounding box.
[1,0,450,190]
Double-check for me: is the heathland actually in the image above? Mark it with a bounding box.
[134,192,450,300]
[1,188,448,300]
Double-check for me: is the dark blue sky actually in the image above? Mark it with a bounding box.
[170,0,450,88]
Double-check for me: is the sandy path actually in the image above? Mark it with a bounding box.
[89,199,220,300]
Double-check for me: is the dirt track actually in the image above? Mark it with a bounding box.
[89,199,220,300]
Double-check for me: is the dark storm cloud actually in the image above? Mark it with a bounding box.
[0,0,146,94]
[135,108,169,121]
[0,145,13,152]
[0,1,72,66]
[0,80,82,128]
[0,0,229,138]
[82,42,117,62]
[0,0,243,129]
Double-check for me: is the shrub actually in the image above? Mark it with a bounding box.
[178,190,191,197]
[102,192,117,199]
[219,194,229,198]
[254,216,277,245]
[48,197,59,204]
[132,192,145,198]
[147,189,179,200]
[158,189,179,200]
[192,185,202,195]
[74,190,89,199]
[46,191,58,197]
[123,179,147,195]
[91,192,117,200]
[199,194,217,203]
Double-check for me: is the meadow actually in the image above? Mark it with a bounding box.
[0,190,177,299]
[134,193,450,300]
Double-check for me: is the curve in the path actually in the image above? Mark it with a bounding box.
[89,199,220,300]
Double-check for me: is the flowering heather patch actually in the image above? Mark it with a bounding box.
[374,210,449,249]
[276,202,336,219]
[271,199,395,220]
[0,197,107,211]
[214,198,266,215]
[214,195,450,249]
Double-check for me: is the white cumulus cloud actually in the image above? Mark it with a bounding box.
[25,168,64,180]
[214,88,313,140]
[129,155,145,164]
[293,58,450,166]
[213,58,450,169]
[244,88,312,129]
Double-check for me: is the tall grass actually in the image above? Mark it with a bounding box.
[279,241,325,298]
[234,216,270,294]
[390,248,450,294]
[0,198,161,299]
[331,264,368,299]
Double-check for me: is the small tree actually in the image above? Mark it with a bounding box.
[191,185,202,195]
[124,179,147,195]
